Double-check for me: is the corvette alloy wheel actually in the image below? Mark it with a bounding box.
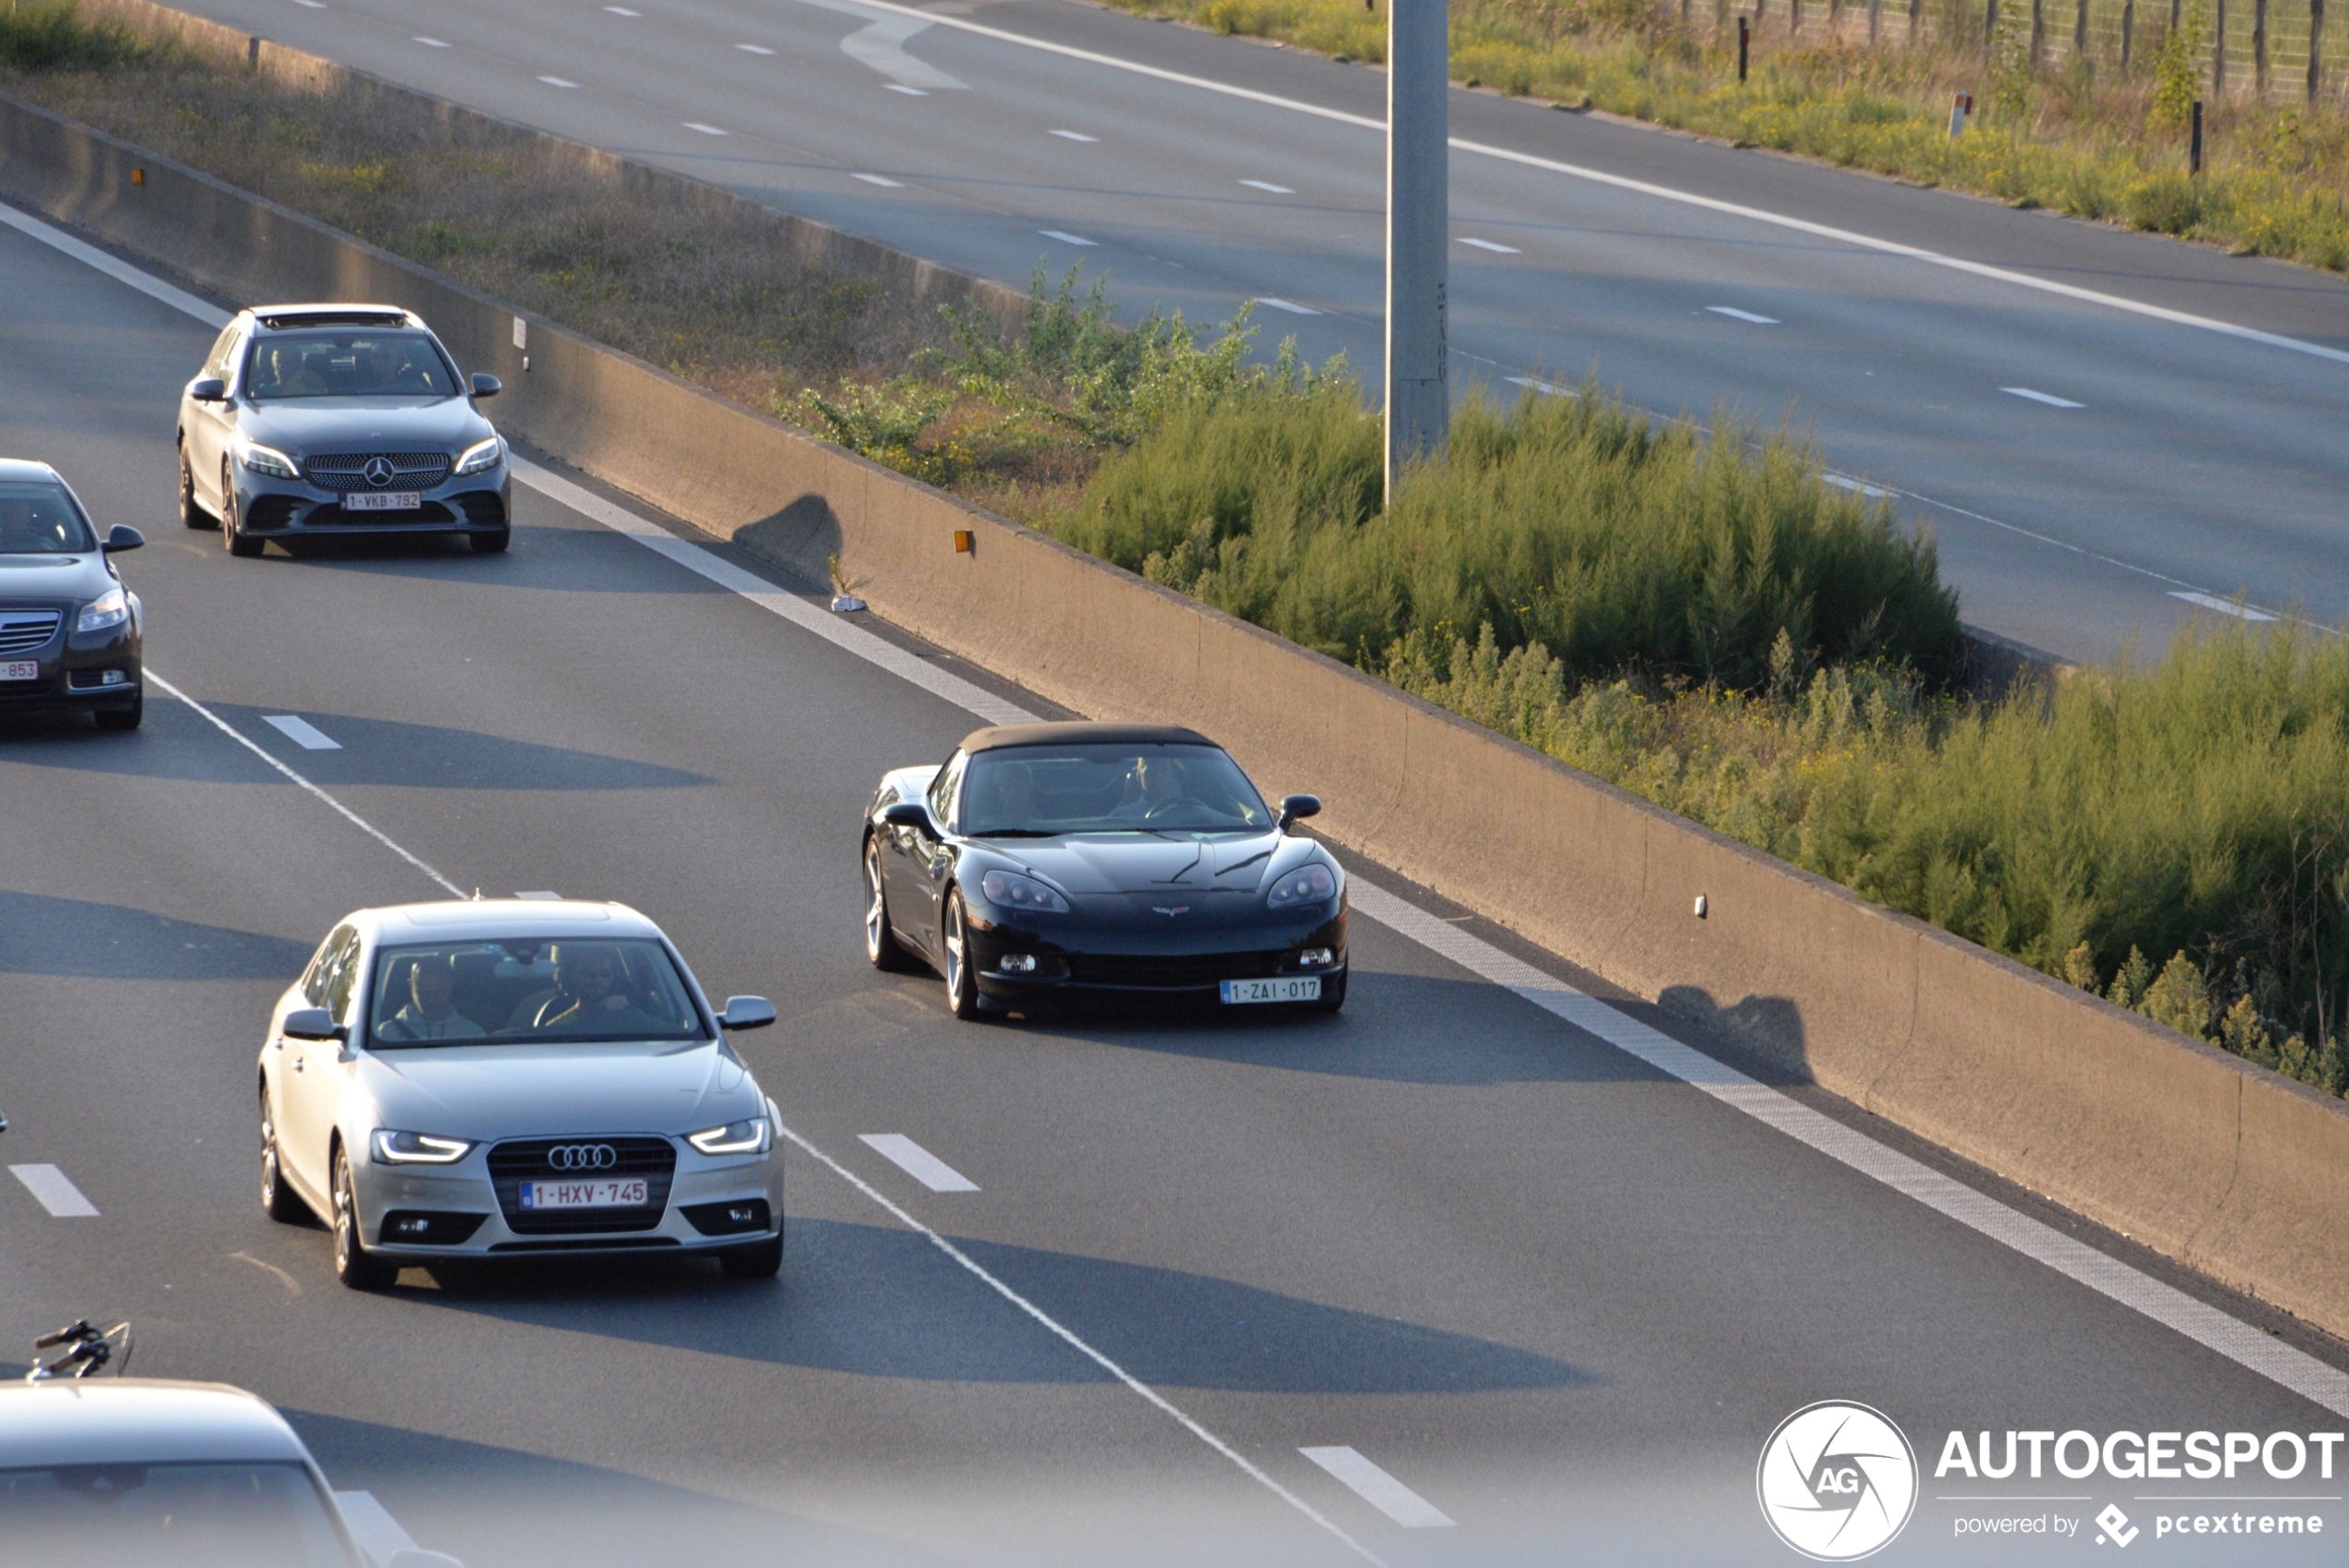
[866,838,915,973]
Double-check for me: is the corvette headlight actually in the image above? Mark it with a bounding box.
[688,1117,771,1156]
[1266,863,1338,909]
[979,869,1069,913]
[453,436,504,476]
[371,1130,473,1165]
[236,440,299,480]
[76,588,129,633]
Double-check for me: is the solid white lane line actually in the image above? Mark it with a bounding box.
[854,173,904,187]
[1298,1447,1457,1528]
[1504,374,1575,397]
[1824,473,1890,497]
[736,43,776,54]
[11,1165,99,1218]
[263,714,341,751]
[1239,179,1294,193]
[811,0,2349,370]
[780,1123,1384,1565]
[1345,879,2349,1421]
[1706,304,1778,325]
[885,83,928,94]
[683,122,730,136]
[146,673,466,899]
[1457,237,1519,253]
[536,75,578,87]
[858,1133,980,1192]
[1253,297,1321,314]
[2171,590,2280,621]
[2003,386,2085,408]
[413,35,449,47]
[333,1493,417,1564]
[505,457,1036,726]
[0,202,229,326]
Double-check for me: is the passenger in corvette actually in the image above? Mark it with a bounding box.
[376,956,486,1042]
[508,942,669,1035]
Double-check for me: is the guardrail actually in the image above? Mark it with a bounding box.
[5,31,2343,1340]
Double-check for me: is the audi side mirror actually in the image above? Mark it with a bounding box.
[188,376,227,402]
[470,373,501,399]
[1278,793,1322,830]
[281,1007,348,1042]
[880,801,932,832]
[719,996,777,1032]
[102,524,144,554]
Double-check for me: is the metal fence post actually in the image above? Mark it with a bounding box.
[1385,0,1449,505]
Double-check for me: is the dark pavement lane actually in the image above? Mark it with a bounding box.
[4,215,2348,1568]
[136,0,2349,665]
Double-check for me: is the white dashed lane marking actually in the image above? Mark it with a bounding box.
[1826,474,1890,498]
[1299,1447,1457,1528]
[1505,375,1575,397]
[603,6,639,13]
[736,43,776,54]
[12,1165,99,1218]
[1039,229,1097,246]
[886,83,928,94]
[1239,179,1294,193]
[537,75,578,87]
[263,715,340,751]
[859,1134,979,1193]
[1050,129,1100,141]
[1457,237,1519,253]
[2003,386,2085,408]
[1706,304,1779,325]
[855,173,904,187]
[2171,591,2279,621]
[1252,297,1321,315]
[412,35,449,47]
[683,122,730,136]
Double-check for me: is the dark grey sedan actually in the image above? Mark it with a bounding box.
[0,459,143,729]
[177,303,510,557]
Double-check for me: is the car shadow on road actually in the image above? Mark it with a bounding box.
[986,972,1672,1088]
[0,697,711,790]
[398,1218,1595,1395]
[276,528,733,595]
[0,890,314,980]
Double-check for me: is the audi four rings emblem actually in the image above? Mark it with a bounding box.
[361,456,396,487]
[547,1144,618,1171]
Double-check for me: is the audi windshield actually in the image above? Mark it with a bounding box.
[366,937,707,1047]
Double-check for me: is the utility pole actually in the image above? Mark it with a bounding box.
[1385,0,1448,504]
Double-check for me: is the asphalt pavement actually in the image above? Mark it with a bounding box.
[111,0,2349,666]
[6,210,2349,1565]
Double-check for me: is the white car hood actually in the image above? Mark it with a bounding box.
[357,1039,755,1140]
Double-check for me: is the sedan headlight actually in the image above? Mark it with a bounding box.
[371,1130,473,1165]
[978,869,1070,913]
[76,587,129,633]
[453,436,504,476]
[235,440,299,480]
[1266,863,1338,909]
[688,1117,771,1156]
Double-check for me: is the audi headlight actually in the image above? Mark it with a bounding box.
[371,1130,473,1165]
[688,1117,771,1156]
[235,440,299,480]
[979,869,1070,913]
[453,435,504,476]
[76,587,129,633]
[1266,863,1338,909]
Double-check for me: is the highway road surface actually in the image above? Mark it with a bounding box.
[128,0,2349,666]
[6,203,2349,1566]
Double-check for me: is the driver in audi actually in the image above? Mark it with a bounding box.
[507,941,670,1035]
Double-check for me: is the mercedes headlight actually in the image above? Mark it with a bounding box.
[235,440,299,480]
[979,869,1070,913]
[453,436,504,476]
[688,1117,771,1156]
[371,1130,473,1165]
[76,587,129,633]
[1266,863,1338,909]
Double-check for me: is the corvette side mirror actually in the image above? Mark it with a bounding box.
[103,525,144,554]
[719,996,776,1032]
[281,1008,348,1043]
[880,801,932,832]
[470,373,501,399]
[1278,793,1322,830]
[188,376,227,402]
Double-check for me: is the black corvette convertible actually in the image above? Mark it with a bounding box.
[862,722,1347,1019]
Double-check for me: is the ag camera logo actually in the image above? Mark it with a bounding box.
[1758,1401,1919,1561]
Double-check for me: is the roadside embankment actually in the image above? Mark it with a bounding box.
[6,22,2348,1341]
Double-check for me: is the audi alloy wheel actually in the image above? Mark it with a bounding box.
[259,1085,307,1223]
[330,1143,395,1291]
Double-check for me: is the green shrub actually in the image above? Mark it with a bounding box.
[0,0,141,69]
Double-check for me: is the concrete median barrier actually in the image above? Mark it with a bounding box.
[6,54,2346,1341]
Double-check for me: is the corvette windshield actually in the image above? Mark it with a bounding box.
[961,743,1272,836]
[367,937,707,1047]
[0,481,94,553]
[244,330,458,400]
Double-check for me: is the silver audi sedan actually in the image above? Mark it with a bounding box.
[257,900,783,1289]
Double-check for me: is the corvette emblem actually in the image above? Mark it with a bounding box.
[1150,906,1190,916]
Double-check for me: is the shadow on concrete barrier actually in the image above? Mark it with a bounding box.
[6,49,2345,1342]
